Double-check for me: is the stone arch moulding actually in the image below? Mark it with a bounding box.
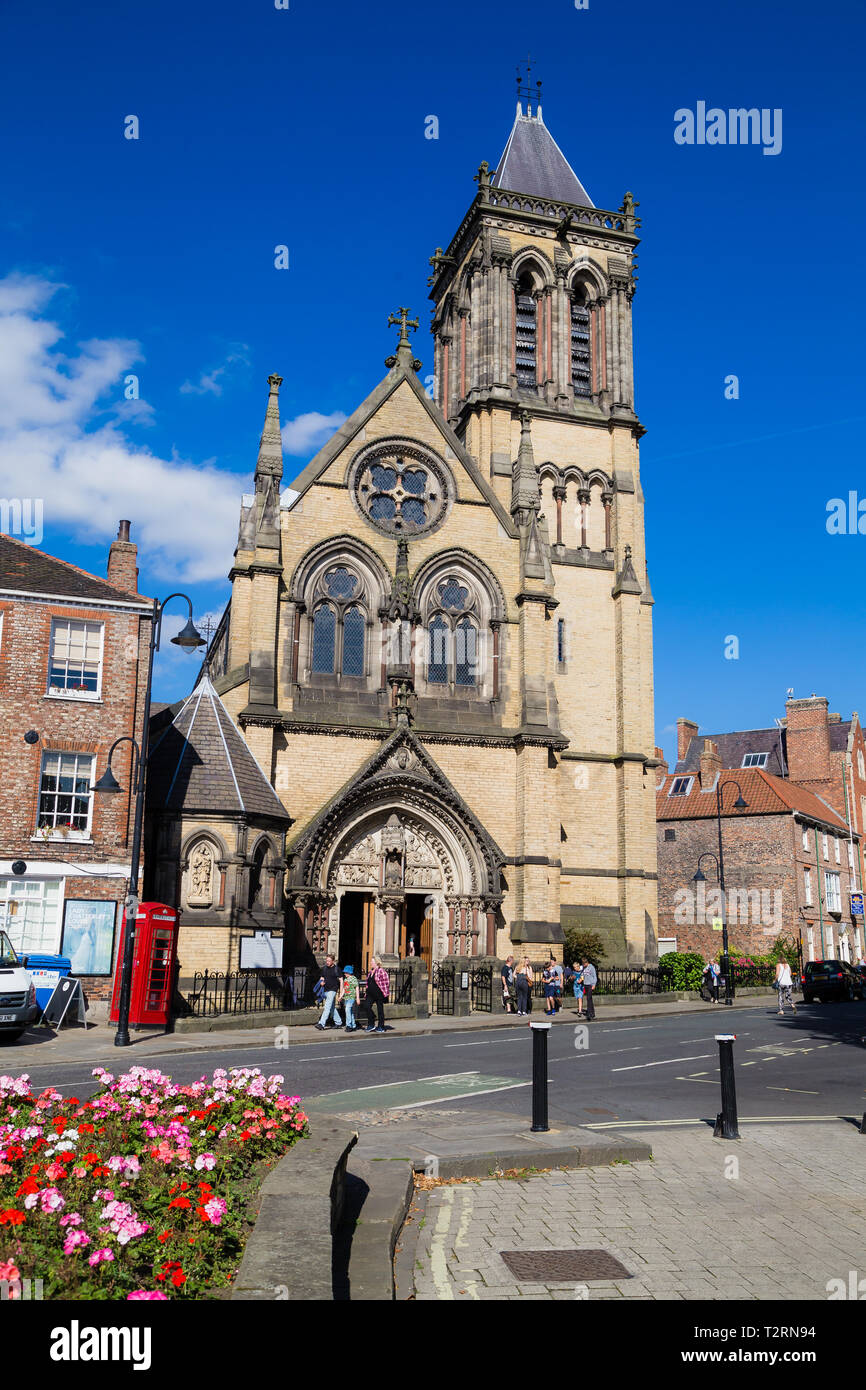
[411,547,507,623]
[288,533,393,606]
[287,728,505,901]
[510,247,555,289]
[179,828,230,866]
[566,258,609,301]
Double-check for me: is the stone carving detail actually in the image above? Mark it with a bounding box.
[404,827,442,889]
[188,841,214,906]
[381,813,405,888]
[333,829,380,887]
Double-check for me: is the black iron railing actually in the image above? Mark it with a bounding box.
[432,961,455,1015]
[470,963,493,1012]
[185,964,413,1018]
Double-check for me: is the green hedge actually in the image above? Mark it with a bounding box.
[657,951,705,991]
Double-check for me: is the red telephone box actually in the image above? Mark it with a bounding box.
[110,903,179,1027]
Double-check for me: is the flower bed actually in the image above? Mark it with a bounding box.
[0,1065,308,1300]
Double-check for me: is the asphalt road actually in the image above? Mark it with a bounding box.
[7,999,866,1127]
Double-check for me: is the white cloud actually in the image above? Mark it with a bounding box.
[0,274,244,583]
[281,410,346,456]
[180,347,250,397]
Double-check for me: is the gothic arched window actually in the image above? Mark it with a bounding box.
[426,579,479,689]
[311,604,336,674]
[515,275,537,390]
[571,286,592,398]
[342,605,366,677]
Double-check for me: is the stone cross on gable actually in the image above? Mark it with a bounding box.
[388,307,419,348]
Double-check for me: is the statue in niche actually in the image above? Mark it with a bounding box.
[381,812,404,889]
[189,842,213,905]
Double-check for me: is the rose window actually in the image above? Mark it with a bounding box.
[349,440,453,538]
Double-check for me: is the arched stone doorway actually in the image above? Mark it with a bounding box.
[287,727,505,966]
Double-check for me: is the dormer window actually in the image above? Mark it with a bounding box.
[669,776,693,797]
[742,752,768,768]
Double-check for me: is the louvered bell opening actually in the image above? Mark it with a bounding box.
[515,291,537,389]
[571,302,592,397]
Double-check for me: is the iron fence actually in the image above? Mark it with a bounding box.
[470,963,493,1012]
[186,969,299,1018]
[432,961,455,1015]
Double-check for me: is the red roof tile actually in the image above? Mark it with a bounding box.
[657,767,851,833]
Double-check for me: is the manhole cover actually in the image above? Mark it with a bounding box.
[500,1249,631,1281]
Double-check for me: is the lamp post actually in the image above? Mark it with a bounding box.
[692,778,748,1006]
[94,594,204,1046]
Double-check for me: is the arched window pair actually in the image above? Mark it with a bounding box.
[426,578,479,688]
[514,270,595,398]
[310,565,367,677]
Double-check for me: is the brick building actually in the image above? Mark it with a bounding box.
[0,524,152,1001]
[194,94,658,974]
[658,718,865,963]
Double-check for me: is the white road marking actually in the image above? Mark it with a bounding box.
[390,1081,531,1109]
[766,1087,820,1095]
[444,1038,525,1048]
[611,1054,712,1072]
[676,1077,718,1084]
[584,1115,850,1129]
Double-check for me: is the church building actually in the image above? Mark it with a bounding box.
[194,90,658,974]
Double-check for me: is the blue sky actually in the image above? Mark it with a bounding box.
[1,0,864,763]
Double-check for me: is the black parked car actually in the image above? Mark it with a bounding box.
[800,959,864,1003]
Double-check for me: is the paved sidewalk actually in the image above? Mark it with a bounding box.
[1,992,775,1071]
[402,1120,866,1301]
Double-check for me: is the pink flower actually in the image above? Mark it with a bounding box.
[0,1260,20,1287]
[63,1230,91,1255]
[87,1248,114,1266]
[127,1290,168,1300]
[194,1152,216,1171]
[202,1197,227,1226]
[59,1212,84,1228]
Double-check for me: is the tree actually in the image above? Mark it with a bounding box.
[563,926,607,966]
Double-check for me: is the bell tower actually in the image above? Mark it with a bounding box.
[427,76,658,966]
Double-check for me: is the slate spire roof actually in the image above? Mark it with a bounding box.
[492,103,593,208]
[147,676,290,820]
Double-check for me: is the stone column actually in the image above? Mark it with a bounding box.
[553,485,566,547]
[602,491,613,554]
[578,489,590,550]
[446,896,458,954]
[485,902,497,957]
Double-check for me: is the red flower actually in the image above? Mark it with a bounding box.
[3,1145,24,1161]
[82,1152,100,1164]
[197,1182,213,1194]
[158,1230,173,1243]
[56,1151,75,1163]
[0,1209,26,1226]
[78,1123,95,1134]
[16,1177,38,1197]
[66,1097,79,1106]
[171,1269,186,1287]
[239,1130,252,1141]
[92,1166,111,1178]
[168,1197,191,1210]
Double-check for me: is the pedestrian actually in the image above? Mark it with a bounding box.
[582,957,597,1020]
[501,955,516,1013]
[363,955,390,1034]
[549,954,564,1013]
[775,957,797,1015]
[710,959,721,1002]
[515,957,533,1015]
[314,954,344,1030]
[701,959,718,1004]
[542,959,557,1017]
[572,960,585,1015]
[340,966,359,1031]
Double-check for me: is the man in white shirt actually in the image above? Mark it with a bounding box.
[582,958,598,1020]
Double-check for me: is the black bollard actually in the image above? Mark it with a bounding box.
[713,1033,740,1139]
[530,1020,551,1133]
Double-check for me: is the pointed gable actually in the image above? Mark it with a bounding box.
[148,676,290,820]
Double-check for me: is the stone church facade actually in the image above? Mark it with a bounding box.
[201,96,658,972]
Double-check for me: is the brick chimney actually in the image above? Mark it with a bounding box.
[700,738,721,789]
[677,718,699,764]
[654,745,668,788]
[107,519,139,594]
[785,694,831,783]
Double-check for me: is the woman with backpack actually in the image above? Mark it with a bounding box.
[363,956,390,1033]
[515,958,533,1015]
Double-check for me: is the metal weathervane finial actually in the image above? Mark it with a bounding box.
[516,55,542,111]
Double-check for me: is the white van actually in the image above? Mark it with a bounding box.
[0,930,38,1042]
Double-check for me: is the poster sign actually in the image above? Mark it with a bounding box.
[41,978,88,1029]
[850,892,864,917]
[239,931,282,970]
[61,900,117,976]
[711,917,724,932]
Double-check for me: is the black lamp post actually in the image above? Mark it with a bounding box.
[94,594,204,1046]
[692,778,749,1006]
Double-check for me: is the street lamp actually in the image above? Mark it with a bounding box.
[692,779,749,1006]
[94,593,204,1046]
